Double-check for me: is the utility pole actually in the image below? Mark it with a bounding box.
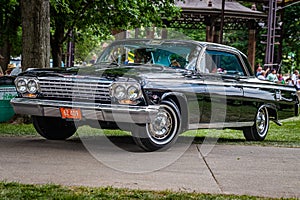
[264,0,278,68]
[219,0,226,44]
[67,30,75,67]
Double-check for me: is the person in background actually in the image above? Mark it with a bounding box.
[0,54,4,76]
[285,76,293,86]
[296,78,300,90]
[291,70,299,86]
[257,70,267,80]
[5,63,16,75]
[296,76,300,100]
[266,69,278,82]
[257,67,269,80]
[170,59,181,68]
[90,54,97,65]
[256,65,263,77]
[277,74,285,84]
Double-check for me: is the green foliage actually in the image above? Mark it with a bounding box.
[283,4,300,47]
[73,29,105,62]
[0,0,22,57]
[281,3,300,71]
[176,27,206,41]
[0,182,277,199]
[49,0,181,41]
[223,30,248,54]
[48,0,181,65]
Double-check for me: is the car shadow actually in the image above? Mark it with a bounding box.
[193,136,246,144]
[73,135,247,152]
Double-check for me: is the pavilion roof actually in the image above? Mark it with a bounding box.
[175,0,267,20]
[247,0,298,3]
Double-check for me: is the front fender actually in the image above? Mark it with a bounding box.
[160,92,190,132]
[264,103,278,121]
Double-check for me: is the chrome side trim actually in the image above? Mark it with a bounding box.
[188,122,254,130]
[10,98,159,124]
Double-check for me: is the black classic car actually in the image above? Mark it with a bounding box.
[11,39,299,151]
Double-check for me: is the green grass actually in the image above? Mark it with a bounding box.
[0,116,300,147]
[0,123,38,136]
[183,118,300,147]
[0,182,292,200]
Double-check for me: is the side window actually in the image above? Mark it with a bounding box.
[204,50,245,76]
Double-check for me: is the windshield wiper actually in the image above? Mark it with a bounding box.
[109,62,120,67]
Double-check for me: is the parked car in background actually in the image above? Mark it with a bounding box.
[11,39,299,151]
[50,59,65,68]
[0,76,17,122]
[10,57,21,67]
[9,57,22,76]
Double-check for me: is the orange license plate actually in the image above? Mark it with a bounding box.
[60,108,82,120]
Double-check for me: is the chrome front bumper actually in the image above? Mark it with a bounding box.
[10,98,159,124]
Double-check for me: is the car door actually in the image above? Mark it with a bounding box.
[199,48,245,124]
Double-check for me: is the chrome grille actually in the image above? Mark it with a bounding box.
[38,77,112,101]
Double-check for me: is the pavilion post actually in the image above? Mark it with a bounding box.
[162,28,168,39]
[135,28,139,38]
[213,25,220,43]
[220,0,226,44]
[205,16,214,42]
[206,25,213,42]
[248,20,257,71]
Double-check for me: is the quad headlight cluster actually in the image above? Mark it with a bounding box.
[15,77,40,97]
[110,82,142,104]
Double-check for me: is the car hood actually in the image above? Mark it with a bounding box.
[21,65,187,83]
[20,65,295,91]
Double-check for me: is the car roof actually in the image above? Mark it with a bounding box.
[110,39,240,53]
[113,38,233,46]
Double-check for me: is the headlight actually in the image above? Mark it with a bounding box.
[110,82,142,103]
[15,77,40,95]
[27,79,39,94]
[114,85,126,100]
[127,86,139,100]
[16,78,27,93]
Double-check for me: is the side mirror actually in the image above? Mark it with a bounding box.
[183,70,193,77]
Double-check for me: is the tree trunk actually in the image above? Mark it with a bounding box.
[51,42,63,68]
[21,0,50,70]
[0,38,10,72]
[50,21,65,68]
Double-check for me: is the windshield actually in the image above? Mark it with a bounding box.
[97,40,202,70]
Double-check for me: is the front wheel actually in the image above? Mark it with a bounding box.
[32,116,77,140]
[132,100,181,151]
[243,106,269,141]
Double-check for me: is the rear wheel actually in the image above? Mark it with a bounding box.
[32,116,77,140]
[132,100,181,151]
[243,106,269,141]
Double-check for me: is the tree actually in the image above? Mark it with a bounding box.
[0,0,21,71]
[21,0,50,70]
[281,3,300,71]
[49,0,181,67]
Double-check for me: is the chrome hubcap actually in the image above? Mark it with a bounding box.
[256,108,267,136]
[149,110,172,140]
